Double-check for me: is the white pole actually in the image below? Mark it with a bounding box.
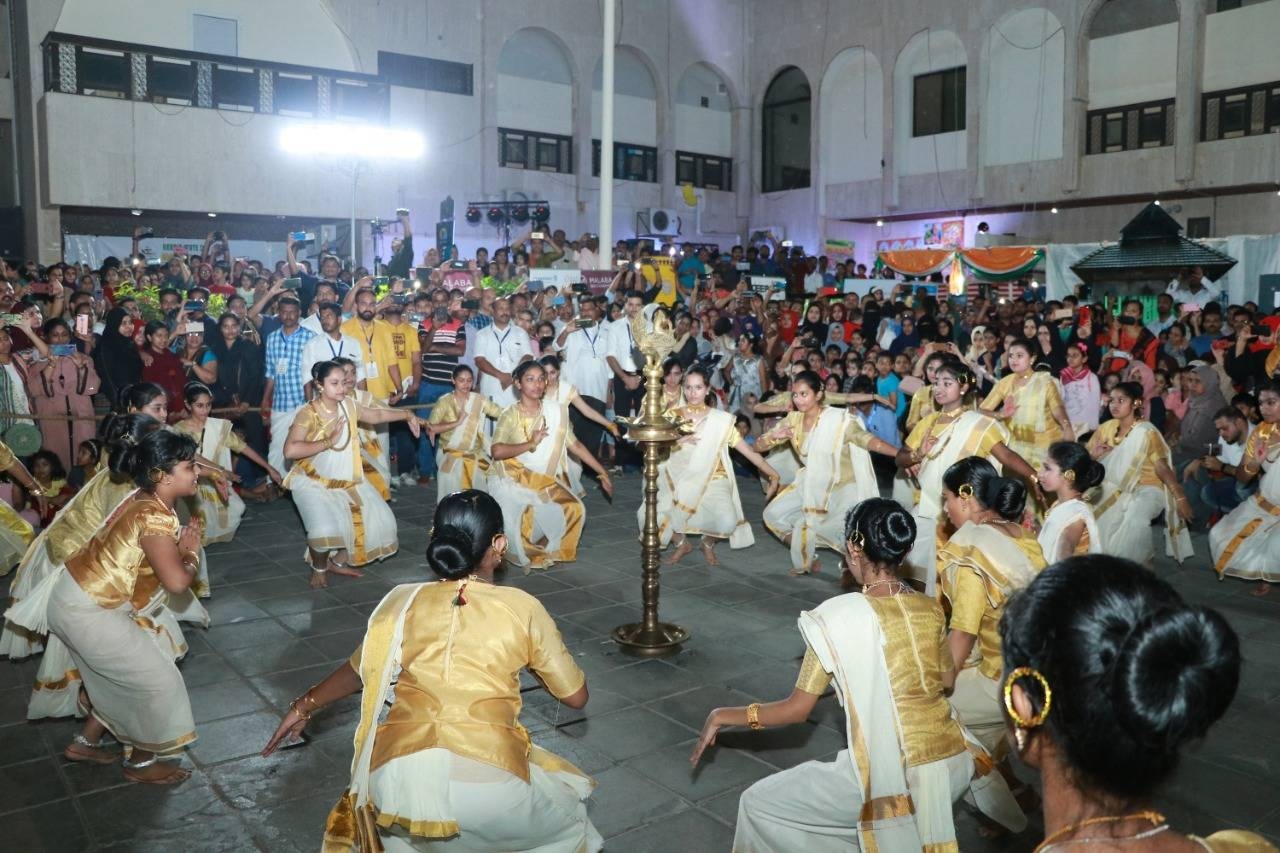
[598,0,615,265]
[350,163,360,272]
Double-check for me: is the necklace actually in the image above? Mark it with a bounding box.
[1034,811,1167,853]
[861,579,912,595]
[1110,419,1138,447]
[314,399,351,452]
[685,402,709,416]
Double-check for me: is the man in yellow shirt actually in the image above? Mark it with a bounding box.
[341,287,401,481]
[380,299,423,487]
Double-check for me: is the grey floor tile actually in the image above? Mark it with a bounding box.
[0,755,72,814]
[206,750,346,811]
[604,803,737,851]
[187,679,268,724]
[187,710,286,766]
[589,659,709,702]
[3,799,92,852]
[202,617,295,652]
[587,764,691,839]
[626,739,775,801]
[220,639,329,678]
[560,705,695,761]
[0,720,52,766]
[276,605,368,638]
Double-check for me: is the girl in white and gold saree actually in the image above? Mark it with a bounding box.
[489,361,613,571]
[1089,381,1194,566]
[690,499,1024,852]
[651,366,780,566]
[7,428,204,784]
[759,370,897,576]
[937,457,1046,760]
[1036,441,1104,562]
[980,338,1074,474]
[8,413,208,721]
[262,490,602,853]
[896,357,1039,595]
[284,360,425,588]
[332,357,394,501]
[426,364,501,497]
[174,382,281,544]
[1211,380,1280,596]
[541,354,620,498]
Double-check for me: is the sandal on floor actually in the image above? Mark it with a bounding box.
[65,734,119,765]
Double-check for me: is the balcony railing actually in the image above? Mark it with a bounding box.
[43,32,390,122]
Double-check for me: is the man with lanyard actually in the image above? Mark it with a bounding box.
[260,295,315,472]
[557,296,612,459]
[416,293,468,484]
[341,287,401,472]
[300,302,363,398]
[379,298,422,486]
[473,296,532,406]
[606,289,646,473]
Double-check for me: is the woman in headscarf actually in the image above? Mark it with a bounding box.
[1170,363,1227,471]
[1124,361,1167,433]
[93,307,143,408]
[1059,342,1101,439]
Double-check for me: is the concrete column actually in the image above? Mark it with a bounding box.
[13,0,67,263]
[597,0,615,255]
[1174,0,1207,185]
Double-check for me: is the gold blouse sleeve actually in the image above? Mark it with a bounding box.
[483,399,503,418]
[427,393,458,425]
[946,568,988,637]
[980,375,1010,411]
[492,406,526,445]
[226,430,247,453]
[762,391,790,409]
[795,645,833,695]
[904,412,934,452]
[0,439,15,470]
[137,504,181,540]
[525,600,585,699]
[843,415,875,450]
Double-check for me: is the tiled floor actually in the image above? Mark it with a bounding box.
[3,477,1279,851]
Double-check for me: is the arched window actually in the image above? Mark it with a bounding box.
[1085,0,1178,153]
[762,67,811,192]
[497,30,575,173]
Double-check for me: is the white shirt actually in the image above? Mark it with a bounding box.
[560,323,613,401]
[473,322,532,405]
[301,313,325,336]
[608,313,640,373]
[576,247,599,271]
[1166,282,1216,311]
[300,332,364,388]
[1217,422,1252,467]
[1146,315,1176,337]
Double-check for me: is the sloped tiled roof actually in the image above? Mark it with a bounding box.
[1071,203,1238,282]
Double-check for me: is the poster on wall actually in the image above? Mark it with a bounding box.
[922,220,964,248]
[63,235,290,268]
[876,237,921,253]
[822,238,855,263]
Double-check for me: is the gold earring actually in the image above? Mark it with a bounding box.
[1014,727,1028,754]
[1003,666,1052,728]
[957,483,974,502]
[1063,470,1076,484]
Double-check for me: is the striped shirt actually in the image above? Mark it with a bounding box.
[264,324,316,409]
[420,319,467,385]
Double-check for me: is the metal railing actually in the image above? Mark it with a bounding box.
[43,32,389,122]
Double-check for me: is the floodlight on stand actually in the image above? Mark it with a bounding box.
[532,204,551,223]
[487,206,506,225]
[510,204,529,223]
[465,206,481,225]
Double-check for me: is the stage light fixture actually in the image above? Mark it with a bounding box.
[487,206,505,225]
[511,204,529,223]
[532,204,550,223]
[465,206,481,225]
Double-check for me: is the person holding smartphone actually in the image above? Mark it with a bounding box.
[30,318,100,470]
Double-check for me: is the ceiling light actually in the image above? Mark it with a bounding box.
[1050,207,1058,214]
[208,212,217,218]
[1153,200,1161,206]
[278,122,425,160]
[875,219,884,227]
[130,209,142,216]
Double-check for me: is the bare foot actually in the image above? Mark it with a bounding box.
[65,741,119,765]
[1251,583,1271,597]
[664,539,694,566]
[309,570,328,589]
[700,540,719,567]
[124,762,191,785]
[327,562,364,579]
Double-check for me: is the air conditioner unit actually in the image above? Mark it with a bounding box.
[644,208,680,237]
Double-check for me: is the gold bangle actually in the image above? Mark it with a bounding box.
[746,702,763,730]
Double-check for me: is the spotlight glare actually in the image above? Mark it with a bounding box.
[1050,207,1059,214]
[130,209,142,216]
[278,122,425,160]
[875,219,884,227]
[208,212,217,218]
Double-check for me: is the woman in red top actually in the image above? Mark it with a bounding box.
[1106,299,1158,374]
[139,321,185,418]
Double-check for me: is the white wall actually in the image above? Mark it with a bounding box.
[819,47,884,185]
[589,92,657,145]
[894,29,966,177]
[1088,22,1178,108]
[674,63,731,155]
[1203,1,1280,92]
[53,0,359,70]
[981,8,1065,167]
[496,75,573,135]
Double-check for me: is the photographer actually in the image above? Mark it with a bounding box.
[384,209,414,279]
[415,295,467,484]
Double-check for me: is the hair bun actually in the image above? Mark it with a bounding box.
[982,475,1027,520]
[425,523,477,579]
[1113,606,1239,753]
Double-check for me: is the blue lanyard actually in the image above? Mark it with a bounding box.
[583,327,600,357]
[326,337,345,359]
[492,326,512,360]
